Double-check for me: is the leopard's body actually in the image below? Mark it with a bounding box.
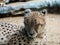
[0,22,22,45]
[0,9,47,45]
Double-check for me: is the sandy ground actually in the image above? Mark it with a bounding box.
[45,14,60,45]
[0,14,60,45]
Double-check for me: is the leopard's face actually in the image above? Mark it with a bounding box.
[24,9,47,38]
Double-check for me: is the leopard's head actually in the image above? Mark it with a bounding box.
[24,9,47,38]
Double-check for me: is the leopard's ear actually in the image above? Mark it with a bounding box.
[24,9,32,15]
[40,9,47,16]
[24,9,32,17]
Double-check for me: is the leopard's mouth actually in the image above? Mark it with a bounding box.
[27,30,38,38]
[29,32,38,38]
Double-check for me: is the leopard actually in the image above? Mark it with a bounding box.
[0,9,47,45]
[8,9,47,45]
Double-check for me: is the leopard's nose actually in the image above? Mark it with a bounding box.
[30,32,34,36]
[30,33,33,36]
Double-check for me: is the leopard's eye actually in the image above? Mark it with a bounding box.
[36,23,40,26]
[36,23,43,27]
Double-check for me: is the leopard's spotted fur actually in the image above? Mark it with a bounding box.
[0,22,22,45]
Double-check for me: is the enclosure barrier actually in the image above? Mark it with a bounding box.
[0,0,60,14]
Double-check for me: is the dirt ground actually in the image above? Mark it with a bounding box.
[0,14,60,45]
